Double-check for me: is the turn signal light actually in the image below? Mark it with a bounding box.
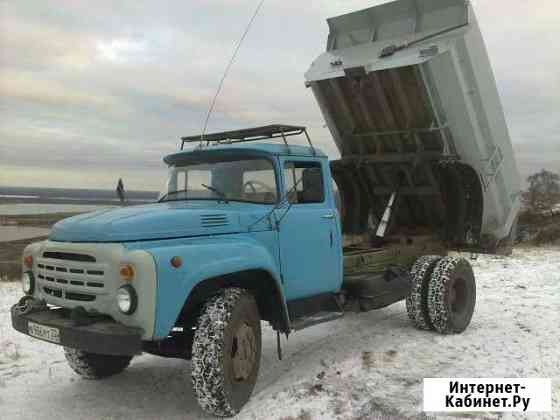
[23,255,33,268]
[119,264,135,281]
[170,256,182,269]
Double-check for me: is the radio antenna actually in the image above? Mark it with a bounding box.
[200,0,266,143]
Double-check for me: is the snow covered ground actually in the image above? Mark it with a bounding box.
[1,247,558,419]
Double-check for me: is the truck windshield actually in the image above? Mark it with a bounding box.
[159,156,278,204]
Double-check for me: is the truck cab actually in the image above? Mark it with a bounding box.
[12,125,354,414]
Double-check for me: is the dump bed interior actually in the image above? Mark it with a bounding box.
[307,0,521,257]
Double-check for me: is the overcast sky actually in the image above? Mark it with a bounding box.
[1,0,558,191]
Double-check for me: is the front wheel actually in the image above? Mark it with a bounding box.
[191,288,262,417]
[64,348,132,379]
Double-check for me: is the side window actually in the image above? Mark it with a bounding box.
[176,171,187,191]
[284,161,325,204]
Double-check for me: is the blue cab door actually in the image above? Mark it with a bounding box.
[276,157,342,301]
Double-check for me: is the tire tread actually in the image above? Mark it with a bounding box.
[428,256,475,334]
[191,288,255,417]
[64,348,132,379]
[406,255,442,330]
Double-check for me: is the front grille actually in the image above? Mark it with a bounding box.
[44,287,62,298]
[87,270,103,276]
[37,250,107,304]
[38,264,105,278]
[42,286,96,301]
[42,251,96,262]
[65,292,96,302]
[200,214,229,228]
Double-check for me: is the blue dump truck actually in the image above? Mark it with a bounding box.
[11,0,520,417]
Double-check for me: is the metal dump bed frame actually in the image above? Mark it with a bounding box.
[305,0,522,253]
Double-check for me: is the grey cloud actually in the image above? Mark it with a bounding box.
[1,0,559,190]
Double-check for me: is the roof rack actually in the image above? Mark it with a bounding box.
[180,124,316,154]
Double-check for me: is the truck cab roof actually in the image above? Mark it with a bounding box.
[165,124,327,165]
[165,143,326,165]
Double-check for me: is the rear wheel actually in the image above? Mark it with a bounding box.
[428,256,476,334]
[64,348,132,379]
[406,255,442,330]
[191,288,261,417]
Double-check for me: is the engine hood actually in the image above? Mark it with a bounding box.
[49,201,272,242]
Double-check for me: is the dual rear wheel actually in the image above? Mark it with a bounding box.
[406,255,476,334]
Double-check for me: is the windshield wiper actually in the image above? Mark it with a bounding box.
[247,175,304,231]
[201,184,229,203]
[158,188,189,203]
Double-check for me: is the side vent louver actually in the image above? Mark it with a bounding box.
[200,214,229,228]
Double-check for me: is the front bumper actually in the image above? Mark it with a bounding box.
[11,298,143,356]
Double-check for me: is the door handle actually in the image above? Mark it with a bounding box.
[322,213,335,220]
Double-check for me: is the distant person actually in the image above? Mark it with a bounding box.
[116,178,126,205]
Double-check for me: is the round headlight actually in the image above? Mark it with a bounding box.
[22,271,34,295]
[117,285,137,315]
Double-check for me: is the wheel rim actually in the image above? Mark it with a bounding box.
[231,323,257,382]
[450,277,468,314]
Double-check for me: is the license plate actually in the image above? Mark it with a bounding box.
[28,321,60,344]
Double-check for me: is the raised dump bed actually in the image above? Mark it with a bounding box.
[306,0,521,254]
